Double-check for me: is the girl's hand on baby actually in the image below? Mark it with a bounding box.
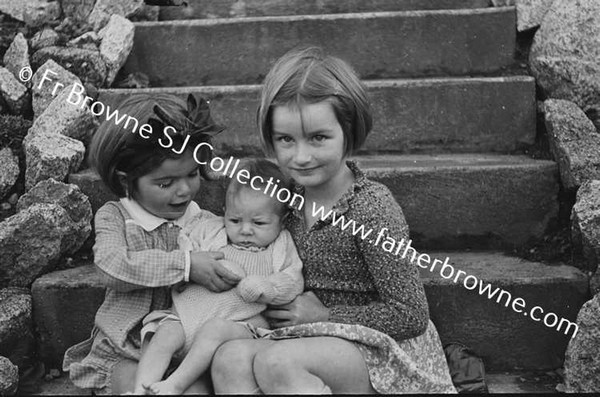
[264,291,330,328]
[189,251,242,292]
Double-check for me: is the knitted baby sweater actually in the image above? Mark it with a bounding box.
[160,215,303,348]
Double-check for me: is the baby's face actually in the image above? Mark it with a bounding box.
[224,188,283,248]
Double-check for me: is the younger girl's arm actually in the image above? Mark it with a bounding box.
[94,203,190,292]
[237,231,304,305]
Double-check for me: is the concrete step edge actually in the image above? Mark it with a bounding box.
[141,6,515,26]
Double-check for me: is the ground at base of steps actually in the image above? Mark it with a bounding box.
[26,370,563,395]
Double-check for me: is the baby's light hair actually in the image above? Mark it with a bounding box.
[258,46,373,156]
[226,159,291,216]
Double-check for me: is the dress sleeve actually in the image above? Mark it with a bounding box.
[93,203,187,292]
[237,230,304,305]
[327,185,430,341]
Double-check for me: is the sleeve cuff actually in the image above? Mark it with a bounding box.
[184,250,191,282]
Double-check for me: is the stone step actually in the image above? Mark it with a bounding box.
[424,252,588,371]
[69,154,558,250]
[123,8,516,86]
[98,76,536,155]
[31,252,588,372]
[158,0,491,20]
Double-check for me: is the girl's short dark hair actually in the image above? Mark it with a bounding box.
[88,93,222,197]
[258,46,373,157]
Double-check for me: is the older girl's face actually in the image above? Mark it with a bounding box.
[133,150,201,220]
[271,101,347,190]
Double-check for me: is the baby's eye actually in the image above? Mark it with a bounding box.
[228,218,240,224]
[254,221,267,226]
[158,180,173,189]
[312,135,326,142]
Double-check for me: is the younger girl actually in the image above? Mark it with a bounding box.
[62,94,242,394]
[211,47,457,393]
[134,159,303,395]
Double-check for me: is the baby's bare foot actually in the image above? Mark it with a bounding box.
[149,380,185,395]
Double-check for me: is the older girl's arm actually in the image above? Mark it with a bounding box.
[94,203,188,292]
[327,185,429,341]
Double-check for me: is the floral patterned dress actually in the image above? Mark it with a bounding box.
[265,161,457,394]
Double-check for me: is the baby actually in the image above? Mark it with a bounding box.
[133,159,303,395]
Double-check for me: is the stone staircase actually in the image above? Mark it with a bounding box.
[32,0,590,394]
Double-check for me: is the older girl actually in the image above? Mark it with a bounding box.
[211,47,457,394]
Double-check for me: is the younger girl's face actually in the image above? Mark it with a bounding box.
[271,101,346,190]
[133,150,201,220]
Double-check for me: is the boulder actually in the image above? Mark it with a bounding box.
[98,15,135,86]
[3,33,30,83]
[31,60,83,119]
[0,204,82,287]
[23,133,85,190]
[31,46,107,88]
[530,0,600,113]
[571,180,600,273]
[0,67,30,115]
[0,0,58,23]
[0,287,34,371]
[29,28,60,51]
[515,0,554,31]
[22,0,61,27]
[87,0,144,31]
[564,294,600,393]
[0,356,18,396]
[61,0,96,22]
[28,83,96,144]
[544,99,600,190]
[0,148,19,200]
[17,178,92,247]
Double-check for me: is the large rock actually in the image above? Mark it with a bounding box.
[0,356,18,396]
[24,133,85,190]
[31,46,107,88]
[0,67,30,115]
[29,84,96,144]
[571,180,600,273]
[0,0,59,23]
[530,0,600,113]
[98,14,134,86]
[564,294,600,393]
[87,0,144,31]
[31,60,83,119]
[17,178,92,247]
[22,0,61,27]
[0,148,19,200]
[0,204,82,287]
[544,99,600,190]
[3,33,30,83]
[0,287,34,372]
[515,0,555,31]
[29,28,60,52]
